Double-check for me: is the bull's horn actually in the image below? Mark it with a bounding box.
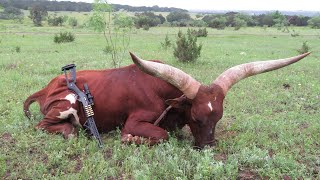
[213,52,311,95]
[130,52,201,99]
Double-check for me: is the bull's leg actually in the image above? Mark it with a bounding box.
[121,113,169,145]
[36,101,80,139]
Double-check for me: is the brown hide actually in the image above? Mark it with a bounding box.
[24,63,184,144]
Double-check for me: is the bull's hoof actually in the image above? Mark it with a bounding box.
[121,134,133,143]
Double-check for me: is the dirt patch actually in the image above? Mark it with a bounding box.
[312,166,319,177]
[299,122,309,129]
[294,122,310,134]
[216,130,238,140]
[73,156,83,173]
[1,133,13,141]
[5,160,11,179]
[237,168,259,180]
[104,149,113,160]
[283,175,292,180]
[1,132,16,144]
[42,154,48,164]
[268,149,274,158]
[213,152,227,162]
[5,63,17,70]
[303,105,318,113]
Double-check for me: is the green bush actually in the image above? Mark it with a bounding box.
[209,16,227,29]
[48,15,64,26]
[54,32,75,43]
[307,16,320,29]
[173,29,202,62]
[234,17,247,30]
[103,45,112,54]
[142,25,150,31]
[134,12,163,28]
[68,17,78,28]
[190,28,208,37]
[290,29,299,37]
[190,19,207,27]
[160,34,172,50]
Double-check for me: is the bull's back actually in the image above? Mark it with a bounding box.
[75,65,182,132]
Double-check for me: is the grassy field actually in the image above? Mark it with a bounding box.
[0,15,319,179]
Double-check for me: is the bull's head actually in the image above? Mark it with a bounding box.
[130,52,310,149]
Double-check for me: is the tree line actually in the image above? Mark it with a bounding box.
[0,0,187,12]
[137,8,315,30]
[134,11,320,30]
[1,0,320,29]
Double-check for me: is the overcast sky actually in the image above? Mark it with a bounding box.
[58,0,320,11]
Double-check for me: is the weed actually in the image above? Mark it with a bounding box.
[291,29,300,37]
[103,45,112,54]
[190,28,208,37]
[297,41,310,54]
[68,17,78,28]
[160,34,172,50]
[15,46,20,53]
[54,32,75,43]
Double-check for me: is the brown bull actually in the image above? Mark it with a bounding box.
[24,52,310,148]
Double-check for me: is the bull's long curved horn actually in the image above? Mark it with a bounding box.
[213,52,311,95]
[130,52,201,99]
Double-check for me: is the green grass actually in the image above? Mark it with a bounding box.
[0,17,319,179]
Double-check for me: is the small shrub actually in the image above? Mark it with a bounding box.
[54,32,75,43]
[15,46,20,53]
[142,25,149,31]
[190,20,207,27]
[190,28,208,37]
[297,41,310,54]
[291,29,299,37]
[307,16,320,29]
[263,25,268,31]
[103,45,112,54]
[173,29,202,62]
[195,14,203,19]
[48,15,64,26]
[234,17,247,30]
[68,17,78,28]
[160,34,172,50]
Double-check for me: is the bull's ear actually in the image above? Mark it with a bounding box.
[165,96,189,109]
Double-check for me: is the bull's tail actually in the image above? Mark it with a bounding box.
[23,88,46,119]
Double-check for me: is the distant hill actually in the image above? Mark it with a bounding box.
[191,9,320,17]
[0,0,188,12]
